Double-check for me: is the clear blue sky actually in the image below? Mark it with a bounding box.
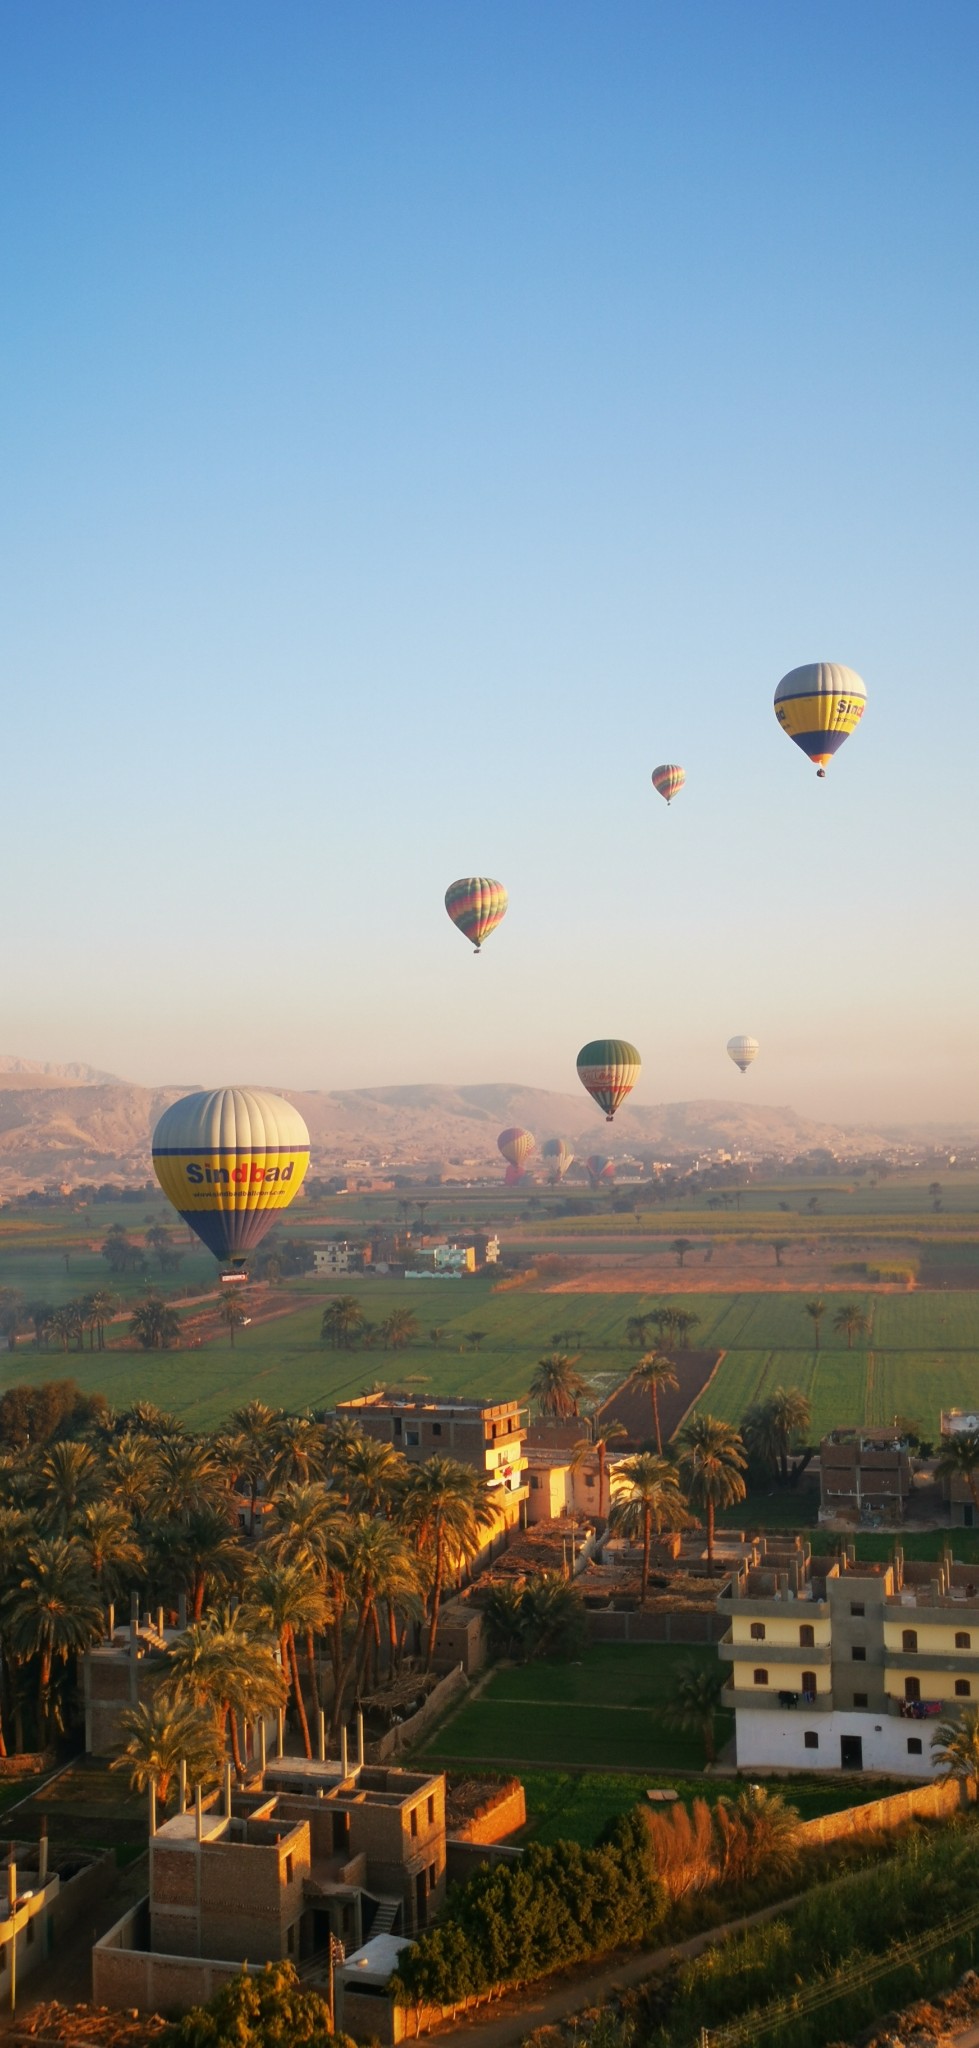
[2,1,977,1126]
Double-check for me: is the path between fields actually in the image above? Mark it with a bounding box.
[420,1889,805,2046]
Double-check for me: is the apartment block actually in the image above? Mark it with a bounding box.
[941,1410,979,1528]
[335,1395,529,1528]
[718,1535,979,1776]
[819,1427,914,1523]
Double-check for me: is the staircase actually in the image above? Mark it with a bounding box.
[367,1896,400,1937]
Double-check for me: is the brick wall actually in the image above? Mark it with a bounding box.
[796,1774,975,1847]
[586,1609,727,1644]
[448,1781,526,1844]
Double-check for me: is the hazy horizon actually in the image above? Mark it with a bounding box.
[2,3,977,1129]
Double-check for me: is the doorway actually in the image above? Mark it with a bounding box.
[840,1734,863,1770]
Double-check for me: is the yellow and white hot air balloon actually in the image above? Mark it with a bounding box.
[773,663,866,778]
[152,1087,310,1272]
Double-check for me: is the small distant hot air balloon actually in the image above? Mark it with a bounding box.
[498,1127,535,1181]
[585,1154,615,1187]
[152,1087,310,1272]
[541,1137,574,1184]
[651,764,686,806]
[773,664,866,778]
[445,877,508,953]
[727,1035,759,1075]
[576,1040,641,1123]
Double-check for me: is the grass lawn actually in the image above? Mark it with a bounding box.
[418,1644,732,1774]
[514,1768,908,1845]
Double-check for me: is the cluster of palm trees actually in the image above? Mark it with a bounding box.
[0,1398,499,1770]
[320,1298,421,1352]
[626,1307,701,1351]
[803,1299,872,1350]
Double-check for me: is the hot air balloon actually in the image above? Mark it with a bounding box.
[773,664,866,778]
[152,1087,310,1273]
[651,764,685,806]
[497,1127,535,1180]
[576,1040,641,1122]
[445,877,508,953]
[727,1035,759,1075]
[541,1137,574,1183]
[585,1154,615,1187]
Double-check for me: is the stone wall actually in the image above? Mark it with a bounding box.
[448,1779,526,1844]
[371,1666,469,1760]
[586,1608,727,1644]
[797,1773,975,1846]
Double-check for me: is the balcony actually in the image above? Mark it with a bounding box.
[882,1649,979,1675]
[723,1684,833,1714]
[719,1634,831,1665]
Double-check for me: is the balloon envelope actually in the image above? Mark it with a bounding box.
[152,1087,310,1266]
[585,1154,615,1186]
[651,764,686,806]
[445,877,508,951]
[576,1040,641,1122]
[497,1126,535,1171]
[727,1035,759,1075]
[541,1137,574,1181]
[773,664,866,777]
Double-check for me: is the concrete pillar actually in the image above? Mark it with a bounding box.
[178,1591,187,1630]
[224,1763,233,1818]
[276,1708,284,1759]
[37,1821,48,1887]
[178,1759,187,1814]
[260,1719,267,1773]
[357,1710,365,1768]
[156,1606,164,1638]
[340,1726,348,1778]
[318,1711,326,1762]
[129,1613,139,1706]
[195,1787,203,1842]
[106,1601,115,1642]
[149,1782,157,1837]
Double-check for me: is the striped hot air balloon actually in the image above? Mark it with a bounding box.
[498,1127,535,1179]
[576,1040,641,1122]
[152,1088,310,1271]
[651,764,686,806]
[727,1035,759,1075]
[541,1137,574,1183]
[444,877,508,952]
[585,1154,615,1187]
[774,664,866,778]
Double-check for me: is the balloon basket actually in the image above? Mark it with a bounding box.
[220,1268,250,1286]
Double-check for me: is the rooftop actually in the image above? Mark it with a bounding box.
[336,1392,523,1420]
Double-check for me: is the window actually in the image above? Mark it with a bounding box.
[799,1625,815,1648]
[432,1422,442,1436]
[427,1796,435,1824]
[287,1925,295,1954]
[429,1863,437,1888]
[905,1676,921,1702]
[850,1602,865,1617]
[801,1672,817,1696]
[852,1646,866,1661]
[854,1692,868,1707]
[956,1679,971,1697]
[907,1737,923,1754]
[956,1632,971,1649]
[410,1808,418,1837]
[750,1622,766,1641]
[530,1475,540,1490]
[902,1629,918,1652]
[753,1669,768,1686]
[585,1473,595,1486]
[285,1854,294,1884]
[407,1430,420,1446]
[393,1416,403,1435]
[804,1731,819,1749]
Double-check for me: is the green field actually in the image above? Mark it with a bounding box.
[417,1645,731,1773]
[515,1768,905,1844]
[1,1259,978,1436]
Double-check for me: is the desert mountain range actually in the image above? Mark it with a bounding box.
[0,1058,916,1194]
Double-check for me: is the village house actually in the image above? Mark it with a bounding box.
[818,1426,916,1523]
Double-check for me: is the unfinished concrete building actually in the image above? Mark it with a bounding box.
[819,1427,915,1523]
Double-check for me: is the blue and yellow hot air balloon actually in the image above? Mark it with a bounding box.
[773,664,866,778]
[152,1087,310,1271]
[445,878,508,953]
[576,1040,641,1122]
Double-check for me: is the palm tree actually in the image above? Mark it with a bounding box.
[105,1432,162,1516]
[671,1239,694,1269]
[379,1309,419,1352]
[833,1303,870,1350]
[713,1784,800,1882]
[242,1558,326,1758]
[529,1354,592,1419]
[77,1501,143,1599]
[340,1516,421,1700]
[608,1453,694,1598]
[664,1659,727,1766]
[34,1441,103,1533]
[568,1419,627,1517]
[228,1401,279,1531]
[111,1692,224,1808]
[770,1239,790,1268]
[628,1353,679,1456]
[86,1288,118,1352]
[343,1438,409,1517]
[932,1704,979,1791]
[624,1314,652,1349]
[741,1387,811,1485]
[220,1297,247,1347]
[804,1299,825,1349]
[675,1414,747,1569]
[320,1297,366,1350]
[268,1415,328,1490]
[130,1296,181,1351]
[673,1310,701,1352]
[146,1504,244,1620]
[5,1536,104,1739]
[401,1458,495,1666]
[169,1610,286,1776]
[147,1438,230,1523]
[50,1303,83,1354]
[935,1431,979,1520]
